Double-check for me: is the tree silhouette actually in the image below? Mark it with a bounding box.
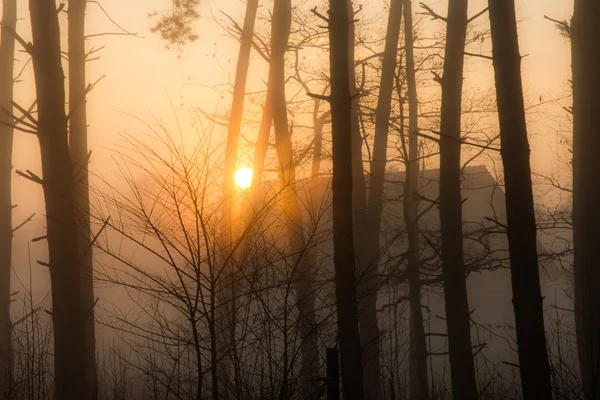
[437,0,479,397]
[0,0,16,395]
[328,0,365,398]
[572,0,600,398]
[28,0,90,397]
[68,0,98,396]
[488,0,553,398]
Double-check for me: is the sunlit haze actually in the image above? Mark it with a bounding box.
[0,0,587,398]
[234,167,253,189]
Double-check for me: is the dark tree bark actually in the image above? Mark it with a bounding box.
[269,0,318,395]
[402,1,429,397]
[249,100,272,208]
[222,0,259,244]
[437,0,478,398]
[572,0,600,398]
[329,0,365,398]
[216,2,259,397]
[29,0,88,398]
[347,0,366,224]
[487,1,553,399]
[310,100,328,181]
[67,1,97,398]
[347,0,368,253]
[357,1,402,398]
[0,0,16,396]
[270,0,293,191]
[305,102,329,396]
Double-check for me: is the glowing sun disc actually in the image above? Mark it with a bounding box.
[234,168,253,189]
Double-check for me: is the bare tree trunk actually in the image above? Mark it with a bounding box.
[305,101,329,396]
[29,0,88,398]
[209,279,220,400]
[346,0,367,247]
[572,1,600,398]
[358,1,403,398]
[438,0,478,398]
[222,0,259,244]
[345,1,378,397]
[216,2,259,397]
[310,101,328,180]
[0,0,16,396]
[247,86,272,213]
[269,0,319,394]
[487,1,553,399]
[67,1,97,398]
[329,0,365,398]
[403,1,429,398]
[347,2,370,333]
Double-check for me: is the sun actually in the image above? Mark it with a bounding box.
[234,167,253,189]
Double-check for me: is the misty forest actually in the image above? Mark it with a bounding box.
[0,0,594,399]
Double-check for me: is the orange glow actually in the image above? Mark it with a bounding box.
[234,167,253,189]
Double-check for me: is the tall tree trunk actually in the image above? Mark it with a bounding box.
[29,0,88,398]
[216,1,259,397]
[403,1,429,398]
[572,0,600,398]
[438,0,478,398]
[67,1,97,398]
[346,1,378,397]
[249,101,272,210]
[298,100,331,397]
[269,0,319,394]
[0,0,16,396]
[222,0,259,244]
[487,1,553,399]
[358,1,403,398]
[329,0,365,398]
[347,0,368,246]
[310,101,328,180]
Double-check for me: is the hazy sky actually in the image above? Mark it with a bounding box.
[6,0,574,239]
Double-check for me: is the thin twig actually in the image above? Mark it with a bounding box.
[468,7,489,23]
[3,26,33,54]
[310,7,329,23]
[11,100,38,126]
[87,1,142,38]
[419,3,447,22]
[12,213,35,234]
[307,93,331,102]
[15,169,43,185]
[464,51,493,61]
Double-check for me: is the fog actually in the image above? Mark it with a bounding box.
[1,0,585,399]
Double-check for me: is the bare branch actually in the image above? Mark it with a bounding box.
[67,75,106,120]
[464,51,492,61]
[87,1,142,38]
[86,45,106,59]
[0,119,37,135]
[11,307,41,327]
[85,32,141,39]
[419,3,447,22]
[3,26,33,54]
[12,213,35,234]
[11,100,38,126]
[423,129,501,152]
[15,169,43,185]
[484,217,508,230]
[468,7,489,23]
[307,92,331,102]
[13,57,31,82]
[544,15,571,39]
[310,7,329,23]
